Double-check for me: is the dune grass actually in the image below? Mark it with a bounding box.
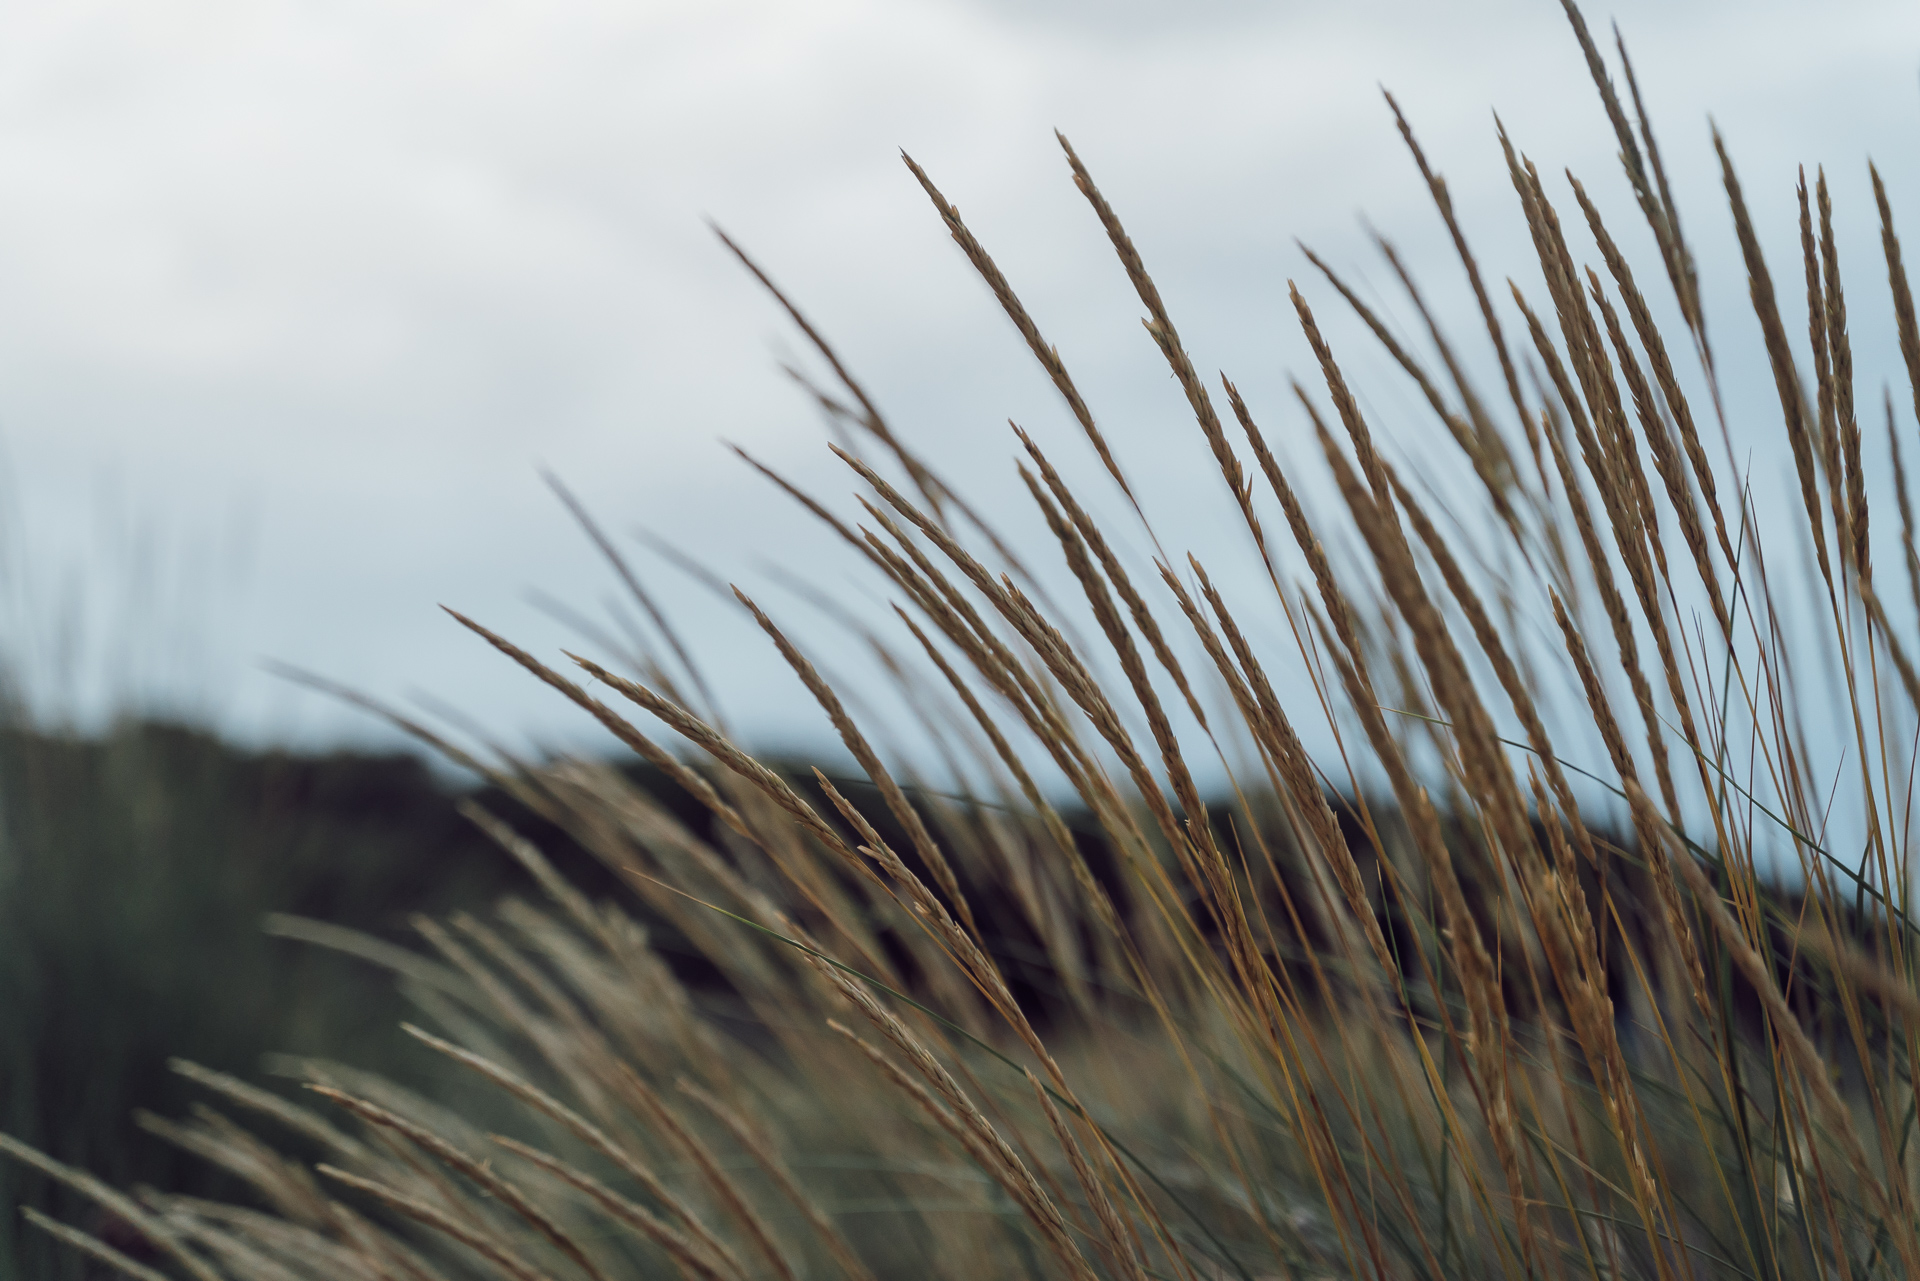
[10,3,1920,1277]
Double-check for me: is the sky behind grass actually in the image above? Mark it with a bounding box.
[0,0,1915,780]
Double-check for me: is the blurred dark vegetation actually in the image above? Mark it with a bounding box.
[0,717,619,1280]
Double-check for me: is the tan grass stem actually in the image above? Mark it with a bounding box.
[313,1165,554,1281]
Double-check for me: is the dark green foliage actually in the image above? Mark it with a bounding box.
[0,720,509,1279]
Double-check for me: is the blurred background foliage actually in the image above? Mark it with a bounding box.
[0,714,548,1279]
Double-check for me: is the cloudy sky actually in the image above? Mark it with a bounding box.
[0,0,1916,769]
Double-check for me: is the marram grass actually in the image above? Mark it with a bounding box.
[11,4,1920,1277]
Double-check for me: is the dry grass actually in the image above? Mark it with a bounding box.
[10,4,1920,1277]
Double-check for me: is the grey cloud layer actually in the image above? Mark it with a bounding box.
[0,0,1912,758]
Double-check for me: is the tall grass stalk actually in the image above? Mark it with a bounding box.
[10,5,1920,1277]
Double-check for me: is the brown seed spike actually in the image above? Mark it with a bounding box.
[900,151,1147,528]
[1015,425,1211,733]
[1718,130,1831,587]
[1371,234,1524,542]
[1875,161,1920,492]
[1290,282,1393,516]
[1057,132,1249,520]
[1383,89,1530,431]
[1818,175,1870,580]
[1298,243,1478,459]
[1800,169,1847,573]
[710,223,948,524]
[1891,388,1920,620]
[1569,174,1736,617]
[732,587,978,936]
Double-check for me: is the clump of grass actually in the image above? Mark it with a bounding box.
[11,4,1920,1277]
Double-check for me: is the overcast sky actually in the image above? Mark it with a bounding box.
[1,0,1916,773]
